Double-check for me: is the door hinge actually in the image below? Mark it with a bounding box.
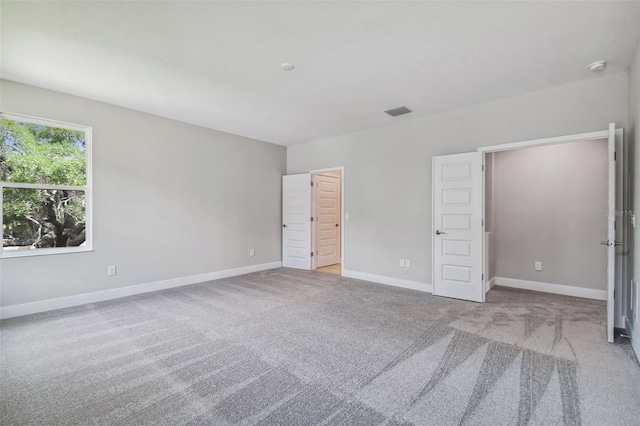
[311,217,314,222]
[482,165,485,172]
[482,273,484,281]
[482,219,484,226]
[311,252,314,257]
[614,152,617,161]
[311,181,314,187]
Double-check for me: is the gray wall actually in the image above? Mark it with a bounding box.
[0,80,286,307]
[492,140,608,290]
[629,37,640,355]
[287,73,628,286]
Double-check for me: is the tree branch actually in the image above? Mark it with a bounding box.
[25,216,43,241]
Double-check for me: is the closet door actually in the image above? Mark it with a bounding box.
[432,152,484,302]
[282,174,312,270]
[605,123,616,343]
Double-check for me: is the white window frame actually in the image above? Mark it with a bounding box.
[1,112,93,258]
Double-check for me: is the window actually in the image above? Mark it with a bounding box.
[1,113,92,257]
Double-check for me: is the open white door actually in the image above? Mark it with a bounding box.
[606,123,616,343]
[432,152,483,302]
[282,174,312,269]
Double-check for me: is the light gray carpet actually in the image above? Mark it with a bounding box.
[1,268,639,425]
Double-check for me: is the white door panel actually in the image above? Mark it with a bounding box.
[283,174,311,270]
[433,152,483,302]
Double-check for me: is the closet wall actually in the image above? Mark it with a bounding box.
[489,139,609,291]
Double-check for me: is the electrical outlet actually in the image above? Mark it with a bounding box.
[107,265,117,276]
[534,261,542,271]
[405,259,411,268]
[399,259,405,267]
[249,249,255,257]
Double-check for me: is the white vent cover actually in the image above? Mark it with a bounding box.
[383,106,412,117]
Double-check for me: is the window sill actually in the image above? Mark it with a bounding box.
[1,246,93,259]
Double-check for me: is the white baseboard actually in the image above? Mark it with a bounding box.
[626,315,640,363]
[0,261,282,320]
[484,277,496,294]
[494,277,607,301]
[632,328,640,364]
[342,270,432,293]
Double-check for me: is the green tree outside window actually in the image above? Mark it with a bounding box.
[1,117,89,251]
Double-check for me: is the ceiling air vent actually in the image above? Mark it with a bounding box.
[383,106,412,117]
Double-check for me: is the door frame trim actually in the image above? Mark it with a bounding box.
[476,126,624,342]
[477,130,609,153]
[310,166,345,275]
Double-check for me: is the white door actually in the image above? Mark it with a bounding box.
[282,174,311,269]
[606,123,616,343]
[314,173,341,268]
[432,152,483,302]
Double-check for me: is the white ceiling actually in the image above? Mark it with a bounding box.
[2,1,639,146]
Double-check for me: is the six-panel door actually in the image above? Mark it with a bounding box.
[433,152,483,302]
[282,174,312,270]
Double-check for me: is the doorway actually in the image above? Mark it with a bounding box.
[484,139,609,301]
[312,170,342,275]
[432,124,624,343]
[282,167,344,276]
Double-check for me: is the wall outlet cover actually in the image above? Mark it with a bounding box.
[399,259,405,267]
[534,261,542,271]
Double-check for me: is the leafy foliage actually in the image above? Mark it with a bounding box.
[1,119,87,249]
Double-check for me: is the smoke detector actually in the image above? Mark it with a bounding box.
[383,106,412,117]
[588,61,606,72]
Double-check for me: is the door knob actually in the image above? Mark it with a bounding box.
[435,230,445,235]
[336,224,339,227]
[282,224,287,228]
